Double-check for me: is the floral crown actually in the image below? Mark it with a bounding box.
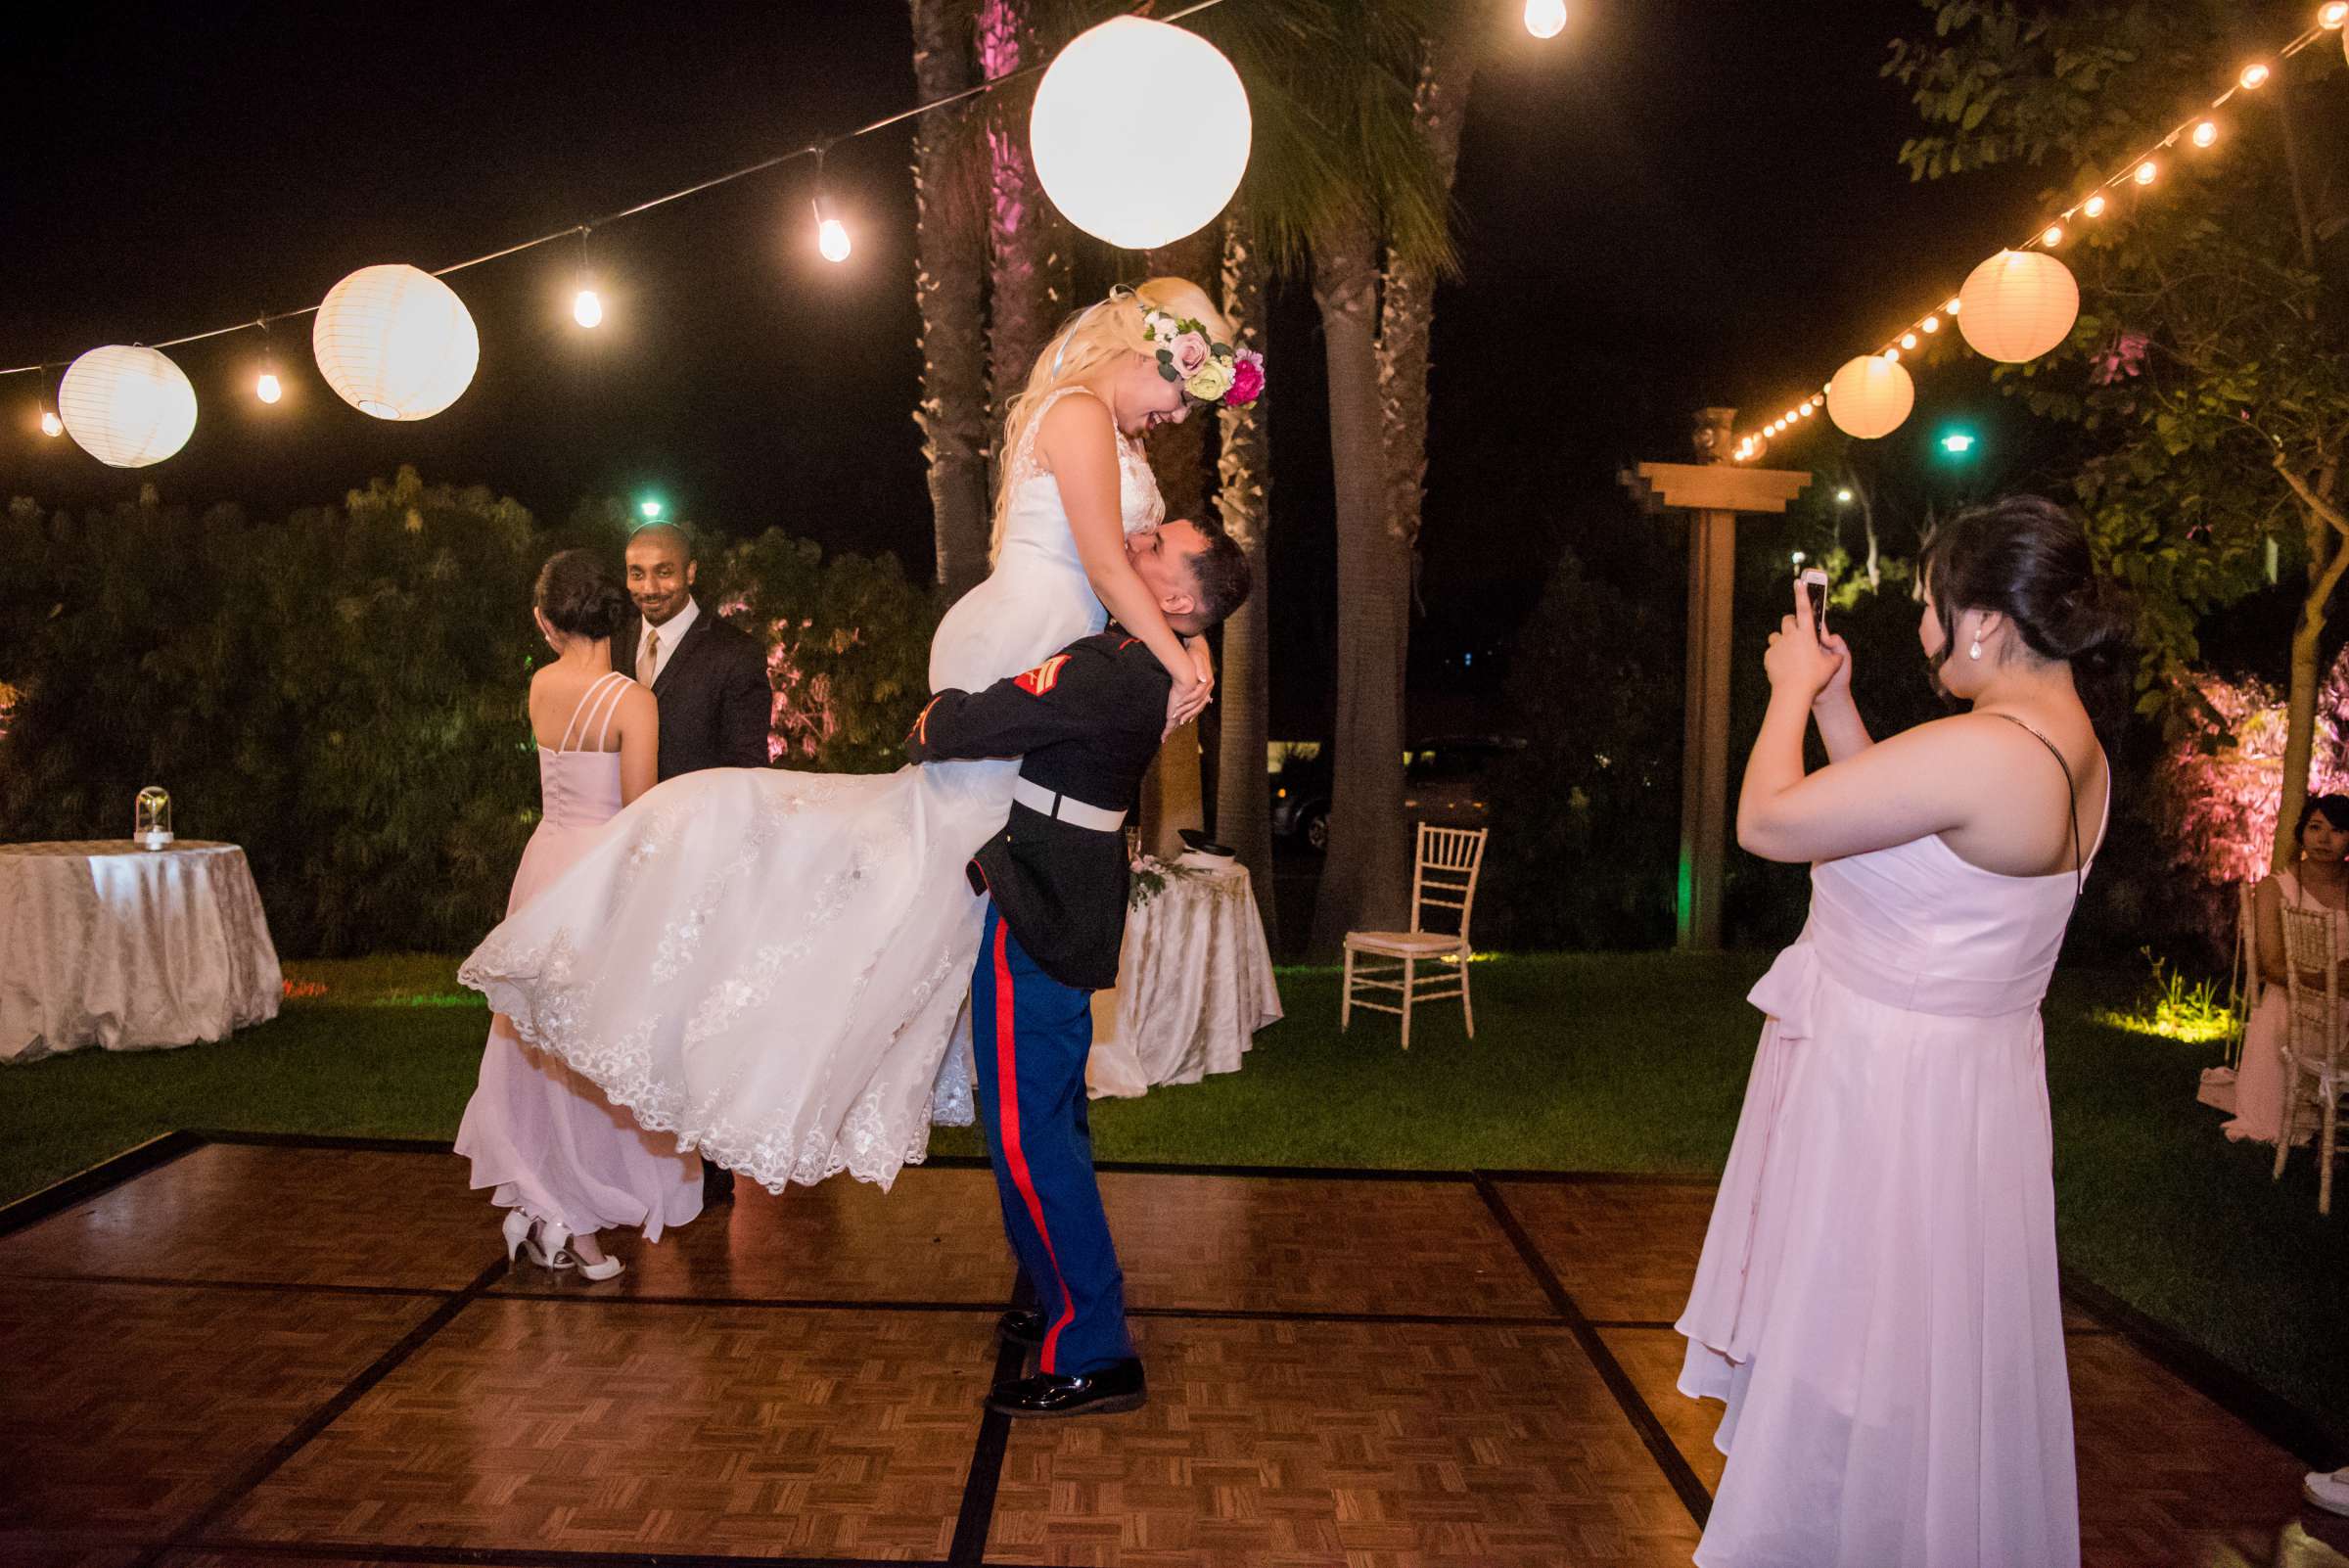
[1140,306,1265,409]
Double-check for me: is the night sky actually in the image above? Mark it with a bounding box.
[3,1,2046,732]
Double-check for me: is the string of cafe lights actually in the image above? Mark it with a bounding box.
[1730,2,2349,464]
[7,0,1255,467]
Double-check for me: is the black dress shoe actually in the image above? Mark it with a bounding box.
[985,1357,1146,1417]
[997,1309,1046,1347]
[702,1165,735,1205]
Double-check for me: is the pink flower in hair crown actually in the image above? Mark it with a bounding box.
[1168,331,1211,380]
[1227,348,1265,408]
[1140,304,1267,410]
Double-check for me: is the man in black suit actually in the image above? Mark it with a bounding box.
[615,520,770,1202]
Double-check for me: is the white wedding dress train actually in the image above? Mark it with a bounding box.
[460,387,1164,1190]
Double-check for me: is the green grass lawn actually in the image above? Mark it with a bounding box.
[2,950,2340,1444]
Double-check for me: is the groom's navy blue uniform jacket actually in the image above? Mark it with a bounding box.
[903,630,1172,992]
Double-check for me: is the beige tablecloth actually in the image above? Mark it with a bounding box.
[0,840,282,1063]
[1087,861,1282,1099]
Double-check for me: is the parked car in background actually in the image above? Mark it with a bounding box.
[1270,736,1525,852]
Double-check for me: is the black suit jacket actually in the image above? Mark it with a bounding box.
[903,632,1173,991]
[615,604,772,779]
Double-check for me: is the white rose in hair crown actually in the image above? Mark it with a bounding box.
[1142,306,1265,409]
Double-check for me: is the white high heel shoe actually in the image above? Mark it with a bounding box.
[519,1218,574,1271]
[502,1208,535,1264]
[536,1222,624,1281]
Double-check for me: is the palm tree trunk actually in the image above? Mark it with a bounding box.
[1214,208,1276,945]
[2274,459,2348,872]
[1376,23,1477,713]
[909,0,990,604]
[978,0,1072,478]
[1308,209,1412,955]
[1131,222,1224,858]
[1141,225,1221,524]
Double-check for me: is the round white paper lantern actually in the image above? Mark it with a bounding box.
[312,264,480,421]
[58,346,199,468]
[1030,17,1251,250]
[1825,353,1915,440]
[1957,250,2079,363]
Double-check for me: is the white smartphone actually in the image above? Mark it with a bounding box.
[1799,568,1829,642]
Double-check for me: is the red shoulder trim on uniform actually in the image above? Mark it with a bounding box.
[1014,653,1073,697]
[1118,637,1142,652]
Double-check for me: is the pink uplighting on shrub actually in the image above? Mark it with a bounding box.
[2152,650,2349,886]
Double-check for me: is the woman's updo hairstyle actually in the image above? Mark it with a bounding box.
[533,548,631,642]
[1919,494,2135,689]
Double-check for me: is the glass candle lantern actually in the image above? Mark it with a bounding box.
[134,785,173,850]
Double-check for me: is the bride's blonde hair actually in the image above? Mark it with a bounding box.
[991,277,1231,554]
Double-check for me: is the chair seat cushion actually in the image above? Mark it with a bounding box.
[1346,930,1464,957]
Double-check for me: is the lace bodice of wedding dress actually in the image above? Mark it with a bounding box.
[460,387,1164,1192]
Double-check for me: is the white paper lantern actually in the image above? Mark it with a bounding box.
[1825,353,1914,440]
[312,263,480,421]
[58,346,199,468]
[1030,17,1251,250]
[1957,250,2079,363]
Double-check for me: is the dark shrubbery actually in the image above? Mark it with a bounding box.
[0,469,936,956]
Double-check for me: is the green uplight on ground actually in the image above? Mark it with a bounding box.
[638,498,665,521]
[1939,429,1978,457]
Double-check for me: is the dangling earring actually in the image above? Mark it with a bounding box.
[1968,639,1982,660]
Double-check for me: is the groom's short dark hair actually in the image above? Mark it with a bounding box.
[1177,518,1251,632]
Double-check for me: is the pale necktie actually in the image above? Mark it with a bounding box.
[641,626,661,686]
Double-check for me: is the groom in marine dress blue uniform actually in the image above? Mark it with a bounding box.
[904,517,1251,1418]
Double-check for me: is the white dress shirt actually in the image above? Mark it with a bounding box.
[637,596,699,688]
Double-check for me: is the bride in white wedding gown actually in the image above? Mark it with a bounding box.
[461,278,1260,1191]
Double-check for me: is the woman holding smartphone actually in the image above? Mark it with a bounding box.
[1675,495,2131,1567]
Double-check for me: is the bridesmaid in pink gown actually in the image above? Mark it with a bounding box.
[1678,496,2132,1568]
[456,550,701,1278]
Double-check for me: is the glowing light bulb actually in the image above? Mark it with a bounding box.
[2134,159,2158,185]
[2191,119,2218,149]
[1523,0,1567,38]
[1799,402,1815,418]
[2041,223,2064,247]
[1922,315,1941,333]
[2239,62,2271,89]
[256,372,282,404]
[40,409,63,438]
[574,289,604,329]
[2083,194,2107,218]
[1884,346,1902,363]
[1836,488,1855,504]
[2324,2,2348,27]
[1901,331,1919,349]
[1944,297,1962,314]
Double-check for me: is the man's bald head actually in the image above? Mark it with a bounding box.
[625,524,697,625]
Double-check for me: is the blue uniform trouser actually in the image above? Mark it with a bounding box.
[970,899,1133,1377]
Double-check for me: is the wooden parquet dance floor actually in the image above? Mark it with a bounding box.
[4,1133,2345,1568]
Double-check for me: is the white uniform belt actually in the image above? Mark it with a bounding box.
[1012,777,1126,833]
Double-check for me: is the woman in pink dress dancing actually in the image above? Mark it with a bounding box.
[455,550,702,1279]
[1677,495,2132,1567]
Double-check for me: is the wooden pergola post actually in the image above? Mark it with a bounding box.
[1620,410,1810,952]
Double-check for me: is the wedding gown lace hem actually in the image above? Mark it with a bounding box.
[460,935,964,1193]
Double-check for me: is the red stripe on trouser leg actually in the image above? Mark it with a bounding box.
[992,915,1078,1373]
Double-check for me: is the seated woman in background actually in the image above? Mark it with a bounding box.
[2221,794,2349,1145]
